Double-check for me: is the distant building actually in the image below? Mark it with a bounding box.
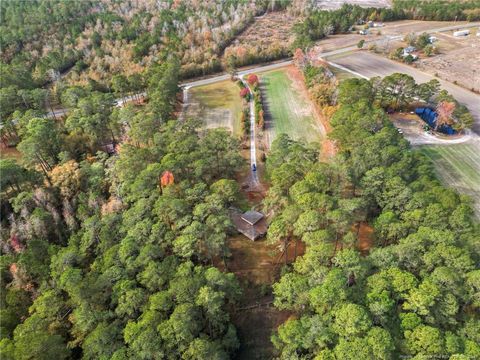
[402,46,418,60]
[231,210,267,241]
[404,46,416,54]
[453,30,470,37]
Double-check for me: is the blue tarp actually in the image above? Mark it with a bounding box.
[415,107,456,135]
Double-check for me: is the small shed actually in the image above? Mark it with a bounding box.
[231,210,267,241]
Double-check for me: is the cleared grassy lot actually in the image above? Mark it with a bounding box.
[187,80,243,137]
[420,141,480,217]
[260,69,323,144]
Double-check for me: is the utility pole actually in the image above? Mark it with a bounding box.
[474,69,477,93]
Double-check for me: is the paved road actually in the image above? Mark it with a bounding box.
[47,22,479,119]
[329,51,480,134]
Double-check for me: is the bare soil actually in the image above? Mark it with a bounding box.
[228,235,305,360]
[0,147,22,161]
[418,33,480,93]
[357,222,374,254]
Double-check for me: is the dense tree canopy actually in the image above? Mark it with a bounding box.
[269,77,480,359]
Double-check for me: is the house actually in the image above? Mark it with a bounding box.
[402,46,418,60]
[231,210,267,241]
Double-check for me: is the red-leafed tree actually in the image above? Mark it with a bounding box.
[293,48,306,68]
[240,88,249,98]
[10,234,24,253]
[247,74,259,86]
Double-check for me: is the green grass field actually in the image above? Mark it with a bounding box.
[260,69,324,145]
[420,142,480,217]
[187,80,243,137]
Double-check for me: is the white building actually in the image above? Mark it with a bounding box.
[453,30,470,37]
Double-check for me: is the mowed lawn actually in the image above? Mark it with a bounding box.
[188,80,243,137]
[420,141,480,217]
[260,69,323,144]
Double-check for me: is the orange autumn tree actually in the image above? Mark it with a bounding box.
[436,101,456,130]
[160,171,174,189]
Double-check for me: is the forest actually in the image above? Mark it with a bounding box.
[268,77,480,359]
[1,49,249,358]
[294,1,480,48]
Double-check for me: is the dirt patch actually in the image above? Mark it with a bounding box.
[228,235,305,360]
[0,147,22,161]
[356,222,374,254]
[418,36,480,93]
[232,305,292,360]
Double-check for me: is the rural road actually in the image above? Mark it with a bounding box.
[47,22,480,119]
[328,51,480,134]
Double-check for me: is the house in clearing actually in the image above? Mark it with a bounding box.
[231,210,267,241]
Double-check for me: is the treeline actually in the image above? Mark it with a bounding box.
[267,77,480,358]
[1,54,248,358]
[393,0,480,21]
[224,42,291,70]
[295,1,480,49]
[0,0,267,126]
[293,4,406,49]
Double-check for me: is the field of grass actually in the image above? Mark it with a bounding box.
[260,69,323,145]
[187,80,243,137]
[420,141,480,217]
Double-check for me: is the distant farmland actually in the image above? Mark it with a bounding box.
[420,141,480,217]
[260,68,324,146]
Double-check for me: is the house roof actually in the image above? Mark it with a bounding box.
[241,211,264,225]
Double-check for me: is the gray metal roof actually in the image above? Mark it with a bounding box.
[241,210,264,225]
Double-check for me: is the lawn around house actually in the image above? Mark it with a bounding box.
[260,68,324,145]
[187,80,243,137]
[420,142,480,217]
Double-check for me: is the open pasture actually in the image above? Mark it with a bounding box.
[186,80,243,137]
[420,141,480,217]
[259,68,324,146]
